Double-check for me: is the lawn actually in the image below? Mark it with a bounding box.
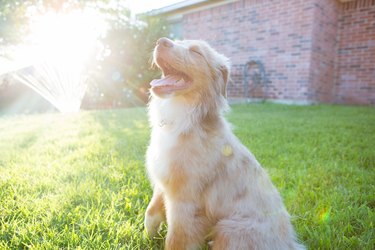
[0,103,374,249]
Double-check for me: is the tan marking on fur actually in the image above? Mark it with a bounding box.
[234,187,248,202]
[194,207,206,218]
[219,65,229,98]
[146,193,165,217]
[176,132,193,144]
[163,164,188,198]
[201,113,221,133]
[211,233,230,250]
[241,156,251,166]
[166,214,210,250]
[166,227,188,250]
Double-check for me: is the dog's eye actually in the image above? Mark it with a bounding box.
[189,47,203,57]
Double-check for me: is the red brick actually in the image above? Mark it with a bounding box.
[176,0,375,105]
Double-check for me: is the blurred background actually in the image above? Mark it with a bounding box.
[0,0,374,115]
[0,0,180,114]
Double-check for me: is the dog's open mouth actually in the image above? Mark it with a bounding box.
[150,59,192,94]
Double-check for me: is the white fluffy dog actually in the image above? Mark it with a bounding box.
[145,37,305,250]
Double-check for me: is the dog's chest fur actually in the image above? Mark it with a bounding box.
[147,98,224,198]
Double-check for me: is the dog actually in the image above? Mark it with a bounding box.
[145,37,305,250]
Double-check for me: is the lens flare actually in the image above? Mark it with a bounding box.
[6,8,107,113]
[27,9,107,67]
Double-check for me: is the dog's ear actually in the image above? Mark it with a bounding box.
[219,65,229,98]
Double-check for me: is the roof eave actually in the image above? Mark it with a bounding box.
[147,0,213,16]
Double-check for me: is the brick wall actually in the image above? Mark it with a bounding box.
[183,0,316,103]
[178,0,375,105]
[336,0,375,104]
[309,0,341,103]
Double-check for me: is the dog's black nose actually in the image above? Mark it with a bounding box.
[157,37,174,48]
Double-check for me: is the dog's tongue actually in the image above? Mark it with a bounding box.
[150,75,184,87]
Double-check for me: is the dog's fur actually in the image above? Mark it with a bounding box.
[145,38,305,250]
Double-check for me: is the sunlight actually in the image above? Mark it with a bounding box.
[26,9,107,68]
[8,9,108,113]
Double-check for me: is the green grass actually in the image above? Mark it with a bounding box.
[0,103,374,249]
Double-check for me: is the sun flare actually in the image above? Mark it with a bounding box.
[8,9,108,113]
[26,9,107,67]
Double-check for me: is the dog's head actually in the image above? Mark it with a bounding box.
[150,38,230,100]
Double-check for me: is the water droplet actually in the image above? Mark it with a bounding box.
[112,71,121,81]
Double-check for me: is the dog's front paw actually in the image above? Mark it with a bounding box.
[144,213,164,238]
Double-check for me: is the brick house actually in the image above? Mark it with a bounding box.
[150,0,375,105]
